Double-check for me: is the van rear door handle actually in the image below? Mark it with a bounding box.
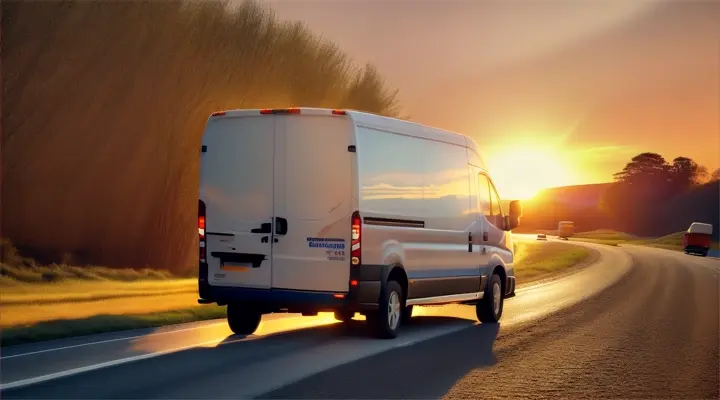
[275,217,288,235]
[482,232,488,242]
[251,222,272,234]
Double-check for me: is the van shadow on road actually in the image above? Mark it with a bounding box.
[262,318,500,399]
[2,315,488,400]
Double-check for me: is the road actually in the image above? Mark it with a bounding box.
[2,239,718,399]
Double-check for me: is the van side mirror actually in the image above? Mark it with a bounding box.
[504,200,522,231]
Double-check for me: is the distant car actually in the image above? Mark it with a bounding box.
[683,222,713,257]
[537,234,547,241]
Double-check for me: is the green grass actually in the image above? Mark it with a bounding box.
[1,305,226,347]
[570,230,720,252]
[513,241,593,282]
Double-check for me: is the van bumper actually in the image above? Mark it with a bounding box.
[198,263,381,313]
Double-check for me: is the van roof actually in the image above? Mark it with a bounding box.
[208,107,470,147]
[688,222,713,234]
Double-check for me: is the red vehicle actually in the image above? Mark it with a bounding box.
[683,222,713,257]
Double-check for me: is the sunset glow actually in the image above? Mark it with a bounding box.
[485,142,580,201]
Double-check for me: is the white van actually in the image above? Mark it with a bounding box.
[557,221,575,240]
[197,108,522,339]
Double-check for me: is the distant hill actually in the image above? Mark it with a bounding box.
[512,183,613,233]
[514,180,719,240]
[531,183,612,208]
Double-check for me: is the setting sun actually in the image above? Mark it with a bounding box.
[485,142,580,200]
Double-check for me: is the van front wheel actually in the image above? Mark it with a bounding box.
[227,303,262,335]
[476,273,504,323]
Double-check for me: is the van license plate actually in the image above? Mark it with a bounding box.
[221,263,250,272]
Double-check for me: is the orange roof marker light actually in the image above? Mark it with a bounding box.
[260,107,301,115]
[210,111,226,117]
[332,109,346,115]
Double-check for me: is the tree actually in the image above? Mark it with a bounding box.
[669,156,707,190]
[710,168,720,182]
[611,152,674,201]
[612,152,670,185]
[602,152,713,236]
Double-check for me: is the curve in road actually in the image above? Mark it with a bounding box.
[5,240,716,399]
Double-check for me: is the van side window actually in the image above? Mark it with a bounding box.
[478,173,503,229]
[488,181,504,228]
[476,173,491,218]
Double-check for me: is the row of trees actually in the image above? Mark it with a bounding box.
[2,0,400,273]
[601,153,718,236]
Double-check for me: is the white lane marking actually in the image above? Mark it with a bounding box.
[396,340,417,348]
[0,335,245,391]
[0,321,226,360]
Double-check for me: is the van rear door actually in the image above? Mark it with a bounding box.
[200,115,275,289]
[271,115,354,293]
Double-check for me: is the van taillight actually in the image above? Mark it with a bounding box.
[199,200,207,263]
[351,211,361,266]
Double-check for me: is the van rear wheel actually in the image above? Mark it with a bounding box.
[227,303,262,335]
[369,280,403,339]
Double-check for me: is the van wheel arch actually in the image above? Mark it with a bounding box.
[492,265,507,295]
[382,264,408,304]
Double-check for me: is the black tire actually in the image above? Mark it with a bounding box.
[227,303,262,335]
[334,310,355,322]
[401,305,414,325]
[370,280,403,339]
[476,273,504,323]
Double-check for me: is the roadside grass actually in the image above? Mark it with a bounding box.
[0,262,178,285]
[2,240,594,347]
[1,306,226,347]
[1,279,197,306]
[570,230,720,252]
[1,286,203,328]
[513,241,593,283]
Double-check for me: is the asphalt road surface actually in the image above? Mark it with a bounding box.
[2,239,718,399]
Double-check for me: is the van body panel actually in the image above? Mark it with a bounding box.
[200,116,275,288]
[271,115,354,292]
[199,112,353,293]
[354,123,492,301]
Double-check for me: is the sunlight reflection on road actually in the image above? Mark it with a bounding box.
[128,313,341,353]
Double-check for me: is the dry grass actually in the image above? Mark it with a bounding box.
[2,0,400,275]
[1,279,196,306]
[1,290,202,329]
[513,241,592,282]
[1,240,202,331]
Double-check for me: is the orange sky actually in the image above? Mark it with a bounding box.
[258,0,719,199]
